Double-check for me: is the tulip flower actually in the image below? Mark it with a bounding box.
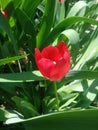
[35,41,70,81]
[1,10,8,18]
[59,0,62,4]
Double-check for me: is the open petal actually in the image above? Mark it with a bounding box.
[37,58,56,79]
[57,41,70,57]
[50,58,70,80]
[35,48,42,62]
[42,46,60,61]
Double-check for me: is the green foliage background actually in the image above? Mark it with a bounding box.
[0,0,98,129]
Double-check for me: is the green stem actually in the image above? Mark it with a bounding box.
[53,81,59,111]
[17,60,22,72]
[8,63,14,73]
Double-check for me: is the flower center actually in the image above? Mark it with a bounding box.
[53,61,56,64]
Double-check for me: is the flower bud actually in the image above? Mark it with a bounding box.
[35,42,70,81]
[2,11,8,18]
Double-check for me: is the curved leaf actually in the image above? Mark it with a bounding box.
[61,29,80,44]
[42,16,98,48]
[74,27,98,70]
[5,109,98,130]
[67,1,87,17]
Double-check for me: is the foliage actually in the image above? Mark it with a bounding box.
[0,0,98,129]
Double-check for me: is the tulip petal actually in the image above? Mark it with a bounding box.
[57,41,70,57]
[50,58,70,80]
[35,48,42,62]
[42,46,60,61]
[59,0,62,4]
[37,58,56,80]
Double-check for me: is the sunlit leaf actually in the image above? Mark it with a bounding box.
[5,109,98,130]
[0,55,28,66]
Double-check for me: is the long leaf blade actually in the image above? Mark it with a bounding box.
[0,55,28,66]
[0,71,44,82]
[43,16,98,48]
[5,109,98,130]
[0,70,98,83]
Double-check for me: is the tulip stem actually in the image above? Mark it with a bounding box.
[53,81,59,111]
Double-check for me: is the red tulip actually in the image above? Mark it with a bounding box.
[2,11,8,18]
[35,41,70,81]
[59,0,62,4]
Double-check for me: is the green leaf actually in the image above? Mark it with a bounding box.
[5,109,98,130]
[67,1,87,17]
[0,55,28,66]
[12,96,39,118]
[0,70,98,83]
[0,71,44,82]
[66,70,98,80]
[61,29,80,44]
[59,29,80,64]
[59,93,79,109]
[0,12,18,54]
[0,108,8,121]
[0,108,23,123]
[58,80,84,93]
[0,0,13,9]
[43,16,98,48]
[15,8,36,51]
[58,79,98,108]
[20,0,41,17]
[54,0,65,24]
[58,70,98,87]
[37,0,56,48]
[74,28,98,70]
[82,80,98,108]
